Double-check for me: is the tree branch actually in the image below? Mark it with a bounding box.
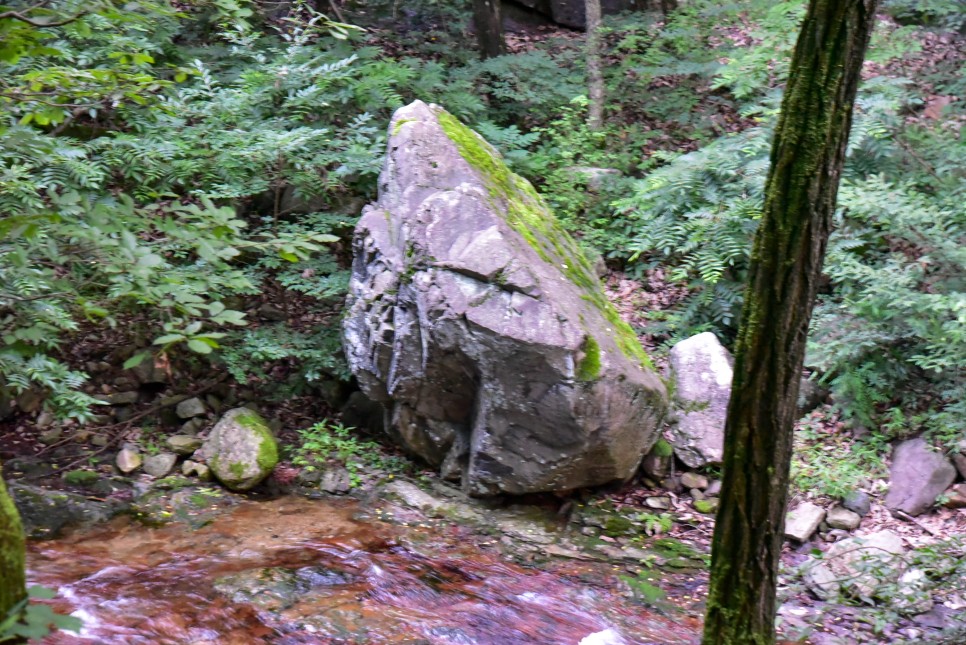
[0,5,86,28]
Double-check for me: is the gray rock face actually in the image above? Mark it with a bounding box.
[885,438,956,516]
[143,452,177,478]
[10,482,121,539]
[667,332,733,467]
[804,530,907,601]
[826,506,862,531]
[343,101,667,496]
[202,407,279,491]
[116,447,142,474]
[319,467,352,494]
[102,391,139,406]
[953,453,966,480]
[176,397,207,419]
[784,502,826,542]
[166,434,203,456]
[843,490,872,516]
[181,460,212,481]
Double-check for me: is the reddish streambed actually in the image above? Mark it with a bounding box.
[28,496,699,644]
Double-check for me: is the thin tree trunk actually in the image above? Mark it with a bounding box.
[701,2,878,644]
[1,462,27,620]
[660,0,677,18]
[586,0,604,130]
[473,0,505,59]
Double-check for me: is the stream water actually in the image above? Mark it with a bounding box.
[27,495,699,644]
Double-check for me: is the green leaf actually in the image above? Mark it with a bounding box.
[187,339,213,354]
[184,321,203,335]
[153,334,184,345]
[26,586,56,600]
[123,353,149,369]
[279,250,299,263]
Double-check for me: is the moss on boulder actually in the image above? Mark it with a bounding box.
[203,408,279,492]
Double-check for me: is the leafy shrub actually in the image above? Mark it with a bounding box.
[293,420,411,486]
[0,3,392,417]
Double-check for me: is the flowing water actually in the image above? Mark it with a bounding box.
[28,496,699,644]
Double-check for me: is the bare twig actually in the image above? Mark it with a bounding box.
[895,510,941,537]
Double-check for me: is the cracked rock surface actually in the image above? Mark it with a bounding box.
[343,100,667,496]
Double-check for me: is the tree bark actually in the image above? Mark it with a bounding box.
[586,0,604,130]
[701,2,878,644]
[473,0,505,59]
[1,461,27,621]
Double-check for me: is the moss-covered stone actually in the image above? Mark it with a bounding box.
[603,514,635,537]
[63,469,101,487]
[204,408,279,492]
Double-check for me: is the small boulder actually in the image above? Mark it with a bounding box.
[116,447,142,474]
[39,429,62,445]
[102,391,139,406]
[842,490,872,517]
[952,453,966,481]
[804,530,906,601]
[202,408,279,491]
[166,434,203,456]
[784,502,826,542]
[130,356,167,385]
[143,453,177,478]
[680,472,709,490]
[181,460,212,481]
[885,438,956,516]
[257,303,287,321]
[667,332,733,467]
[942,483,966,509]
[176,397,207,419]
[320,467,352,494]
[694,498,718,514]
[826,506,862,531]
[640,438,673,480]
[180,418,205,436]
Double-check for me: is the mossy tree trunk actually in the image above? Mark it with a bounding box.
[473,0,505,59]
[1,461,27,621]
[701,2,878,644]
[586,0,604,130]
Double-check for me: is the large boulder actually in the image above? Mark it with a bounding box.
[343,101,667,496]
[885,437,956,516]
[667,332,732,467]
[202,408,279,491]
